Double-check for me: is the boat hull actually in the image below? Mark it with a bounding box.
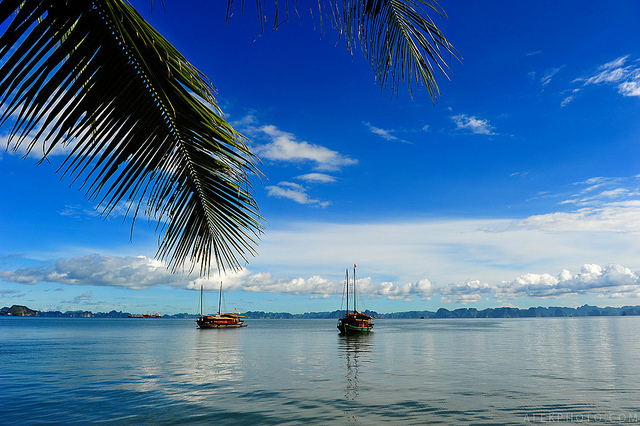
[197,322,247,329]
[337,318,374,334]
[196,313,247,329]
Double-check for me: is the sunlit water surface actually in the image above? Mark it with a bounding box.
[2,317,640,424]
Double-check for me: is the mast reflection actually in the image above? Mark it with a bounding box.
[339,333,372,401]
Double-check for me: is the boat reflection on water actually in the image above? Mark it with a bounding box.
[193,325,244,385]
[339,332,373,401]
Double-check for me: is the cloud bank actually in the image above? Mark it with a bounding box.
[2,255,639,306]
[3,175,640,307]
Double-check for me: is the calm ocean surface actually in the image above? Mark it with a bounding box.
[2,316,640,425]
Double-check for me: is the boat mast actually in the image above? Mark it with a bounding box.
[218,281,223,315]
[353,264,357,313]
[200,285,203,316]
[345,269,349,315]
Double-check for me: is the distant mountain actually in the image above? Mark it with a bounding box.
[3,304,640,319]
[428,305,640,319]
[0,305,39,316]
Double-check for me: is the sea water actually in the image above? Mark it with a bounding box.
[1,316,639,424]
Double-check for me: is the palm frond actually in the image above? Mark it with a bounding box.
[347,0,460,99]
[233,0,459,100]
[0,0,264,275]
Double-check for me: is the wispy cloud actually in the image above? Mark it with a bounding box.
[499,175,640,234]
[560,176,640,207]
[58,204,102,219]
[0,288,25,298]
[364,122,422,143]
[560,96,574,107]
[62,290,93,304]
[576,55,640,97]
[364,122,412,144]
[541,66,564,86]
[365,122,397,141]
[513,202,640,234]
[451,114,496,135]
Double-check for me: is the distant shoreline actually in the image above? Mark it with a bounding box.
[3,304,640,319]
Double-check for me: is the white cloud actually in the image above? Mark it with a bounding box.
[0,254,190,290]
[560,96,574,107]
[578,55,640,97]
[440,280,493,304]
[618,80,640,97]
[238,272,339,295]
[558,176,639,206]
[364,122,412,143]
[58,205,102,219]
[513,202,640,233]
[1,126,81,159]
[265,181,330,207]
[296,173,336,184]
[583,56,629,85]
[3,254,640,305]
[451,114,496,135]
[0,92,104,160]
[541,66,564,86]
[507,176,640,234]
[365,122,398,141]
[3,175,640,305]
[232,116,349,208]
[370,278,437,301]
[496,264,640,299]
[231,113,258,127]
[0,254,252,292]
[63,290,93,304]
[252,124,357,171]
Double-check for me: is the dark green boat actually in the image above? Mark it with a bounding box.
[337,265,374,334]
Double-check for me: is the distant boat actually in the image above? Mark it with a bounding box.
[337,265,374,334]
[196,282,247,329]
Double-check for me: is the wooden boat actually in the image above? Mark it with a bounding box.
[196,282,247,329]
[337,265,374,334]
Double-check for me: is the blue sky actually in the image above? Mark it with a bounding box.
[2,0,640,315]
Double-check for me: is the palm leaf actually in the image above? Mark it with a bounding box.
[232,0,459,99]
[0,0,264,274]
[346,0,460,99]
